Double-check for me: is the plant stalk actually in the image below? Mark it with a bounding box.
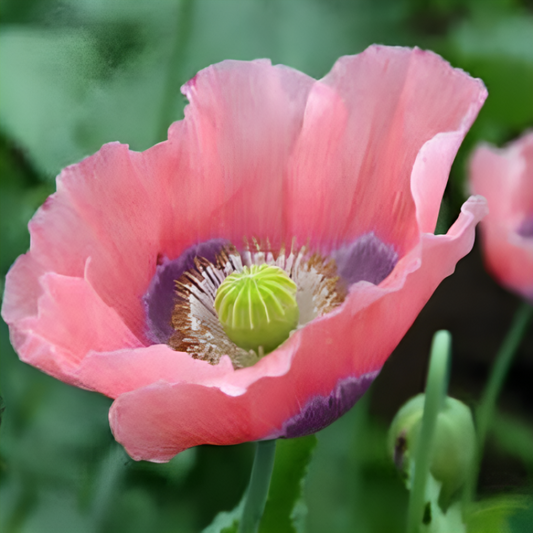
[238,439,277,533]
[464,301,533,506]
[407,330,451,533]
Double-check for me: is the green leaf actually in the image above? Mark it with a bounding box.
[202,497,244,533]
[466,496,531,533]
[259,435,318,533]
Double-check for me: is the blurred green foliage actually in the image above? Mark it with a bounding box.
[1,0,532,532]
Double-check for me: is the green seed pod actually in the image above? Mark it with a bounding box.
[388,394,476,501]
[214,264,299,355]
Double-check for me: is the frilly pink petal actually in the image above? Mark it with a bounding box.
[470,132,533,300]
[3,143,162,342]
[173,59,316,246]
[6,270,143,384]
[75,347,234,398]
[287,46,487,253]
[110,197,487,461]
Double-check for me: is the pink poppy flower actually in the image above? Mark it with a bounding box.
[470,132,533,302]
[2,46,487,462]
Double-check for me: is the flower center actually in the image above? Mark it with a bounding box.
[214,264,299,355]
[166,241,346,368]
[143,234,398,368]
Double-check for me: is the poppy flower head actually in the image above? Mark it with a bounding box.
[2,46,488,461]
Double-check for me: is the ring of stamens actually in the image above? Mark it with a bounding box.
[169,240,346,368]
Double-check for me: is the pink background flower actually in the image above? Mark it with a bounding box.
[470,132,533,302]
[2,45,487,462]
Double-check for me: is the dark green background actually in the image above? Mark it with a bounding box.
[1,1,533,531]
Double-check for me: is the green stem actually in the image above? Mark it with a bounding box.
[239,440,277,533]
[407,330,451,533]
[156,0,194,143]
[464,301,533,506]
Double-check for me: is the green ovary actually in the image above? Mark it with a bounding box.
[214,264,299,355]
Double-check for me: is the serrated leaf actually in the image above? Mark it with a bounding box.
[259,435,318,533]
[202,496,244,533]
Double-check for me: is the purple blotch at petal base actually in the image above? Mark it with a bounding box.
[517,216,533,238]
[143,239,229,343]
[269,371,379,439]
[332,232,398,287]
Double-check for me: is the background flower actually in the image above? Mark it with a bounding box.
[470,132,533,301]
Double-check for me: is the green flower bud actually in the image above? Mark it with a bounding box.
[214,264,299,355]
[388,394,476,501]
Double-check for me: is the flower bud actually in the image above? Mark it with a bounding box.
[388,394,476,500]
[214,264,299,354]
